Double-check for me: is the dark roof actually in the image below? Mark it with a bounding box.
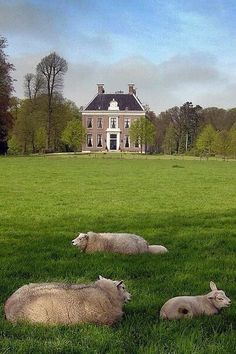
[84,94,144,111]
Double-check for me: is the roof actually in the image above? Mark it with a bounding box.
[84,94,144,111]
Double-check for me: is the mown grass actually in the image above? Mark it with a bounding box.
[0,154,236,353]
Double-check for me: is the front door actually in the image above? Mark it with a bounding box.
[110,134,117,150]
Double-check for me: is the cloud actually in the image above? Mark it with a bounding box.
[63,53,233,113]
[0,1,59,40]
[10,51,235,114]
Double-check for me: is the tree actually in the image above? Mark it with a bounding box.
[225,108,236,130]
[229,126,236,158]
[12,99,37,154]
[129,116,156,153]
[177,102,203,153]
[24,73,44,101]
[215,130,231,159]
[156,107,178,153]
[61,119,85,152]
[37,52,68,150]
[202,107,227,130]
[196,124,217,157]
[0,36,14,154]
[163,123,177,154]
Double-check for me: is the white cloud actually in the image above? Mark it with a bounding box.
[10,51,235,114]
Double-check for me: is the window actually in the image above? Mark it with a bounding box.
[97,134,102,147]
[124,118,130,128]
[135,140,139,148]
[125,135,130,148]
[87,134,93,147]
[97,118,102,129]
[110,117,117,129]
[87,118,92,128]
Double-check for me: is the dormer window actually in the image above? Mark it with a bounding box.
[108,99,119,111]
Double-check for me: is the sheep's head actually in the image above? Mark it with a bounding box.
[207,281,231,309]
[98,275,131,303]
[71,233,88,251]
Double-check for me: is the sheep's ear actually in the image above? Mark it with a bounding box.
[116,280,123,288]
[210,281,217,291]
[99,275,106,280]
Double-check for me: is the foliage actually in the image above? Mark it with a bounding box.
[215,130,231,159]
[10,96,80,154]
[0,156,235,353]
[196,124,217,157]
[61,118,86,152]
[0,36,14,154]
[7,135,21,155]
[35,127,47,152]
[37,52,68,150]
[162,122,176,154]
[129,116,156,153]
[229,127,236,158]
[156,104,236,155]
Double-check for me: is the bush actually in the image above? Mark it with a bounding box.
[7,135,21,155]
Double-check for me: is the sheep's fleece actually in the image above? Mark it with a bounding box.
[72,231,168,254]
[4,276,131,325]
[160,282,231,320]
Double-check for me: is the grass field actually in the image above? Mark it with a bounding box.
[0,154,236,353]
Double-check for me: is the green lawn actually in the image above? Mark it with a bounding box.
[0,155,236,353]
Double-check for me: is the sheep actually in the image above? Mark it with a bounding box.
[4,276,131,326]
[72,231,168,255]
[160,281,231,320]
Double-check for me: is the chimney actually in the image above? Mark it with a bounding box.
[97,84,105,94]
[128,83,136,95]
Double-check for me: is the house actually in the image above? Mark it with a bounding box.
[82,84,145,152]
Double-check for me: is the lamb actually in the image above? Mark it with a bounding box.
[4,276,131,326]
[160,281,231,320]
[72,231,168,255]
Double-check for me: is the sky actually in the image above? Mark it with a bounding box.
[1,0,236,113]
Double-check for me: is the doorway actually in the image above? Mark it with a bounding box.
[110,134,117,150]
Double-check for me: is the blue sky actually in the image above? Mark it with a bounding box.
[1,0,236,112]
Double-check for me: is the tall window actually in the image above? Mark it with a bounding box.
[97,134,102,147]
[125,135,130,148]
[87,118,92,128]
[87,134,93,147]
[97,118,102,129]
[124,118,130,128]
[110,117,117,129]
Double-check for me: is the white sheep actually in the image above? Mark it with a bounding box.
[160,281,231,320]
[72,231,168,255]
[4,276,131,326]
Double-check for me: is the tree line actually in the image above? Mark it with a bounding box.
[1,35,235,157]
[0,36,85,155]
[146,102,236,158]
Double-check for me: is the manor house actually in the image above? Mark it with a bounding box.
[82,84,145,152]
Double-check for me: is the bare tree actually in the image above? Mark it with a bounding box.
[24,73,34,100]
[36,52,68,150]
[24,73,45,102]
